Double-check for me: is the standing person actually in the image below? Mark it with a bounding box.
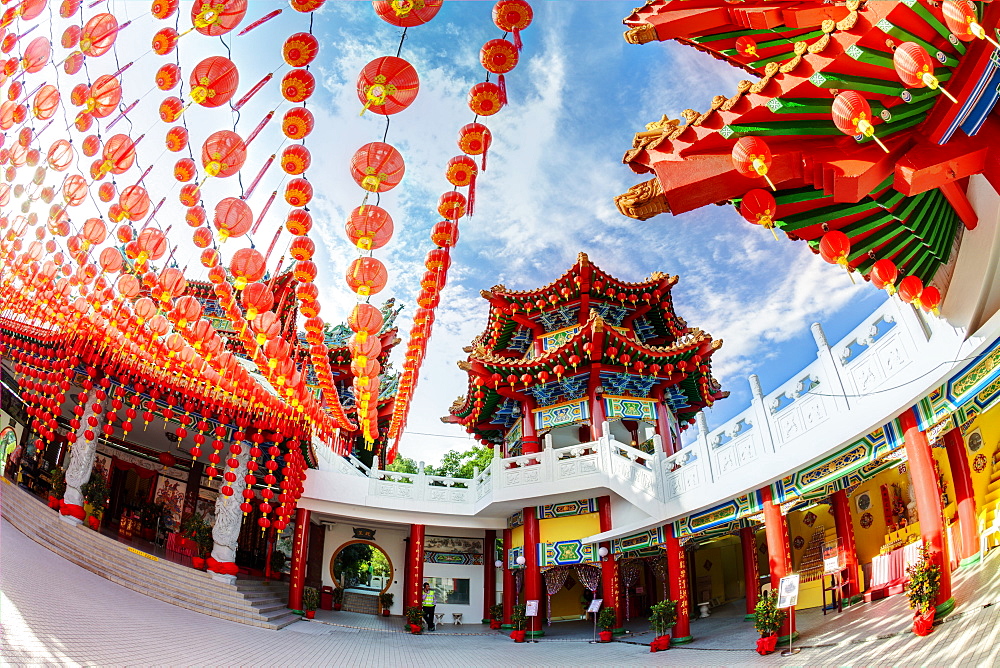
[422,582,437,631]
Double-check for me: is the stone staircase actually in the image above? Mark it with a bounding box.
[342,589,380,615]
[0,480,299,629]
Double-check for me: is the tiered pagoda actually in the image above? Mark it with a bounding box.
[445,253,727,456]
[615,0,1000,288]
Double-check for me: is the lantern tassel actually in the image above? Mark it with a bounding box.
[936,85,958,104]
[468,171,476,216]
[870,134,890,154]
[243,155,275,199]
[498,74,507,107]
[513,28,523,52]
[481,144,488,172]
[251,191,277,234]
[763,173,776,190]
[237,9,283,36]
[233,74,273,111]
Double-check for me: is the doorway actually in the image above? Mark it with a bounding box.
[330,540,394,614]
[107,465,154,531]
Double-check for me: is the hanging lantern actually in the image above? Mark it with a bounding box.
[738,188,779,239]
[430,220,459,248]
[202,130,247,177]
[281,69,315,102]
[920,286,941,315]
[80,12,118,57]
[735,36,758,58]
[869,259,898,295]
[241,282,274,320]
[85,75,123,119]
[21,37,50,74]
[468,81,504,116]
[438,191,467,220]
[346,257,388,296]
[282,107,314,140]
[100,134,136,175]
[192,226,213,248]
[151,27,179,55]
[62,176,88,207]
[179,184,201,206]
[892,42,957,103]
[280,144,311,175]
[357,56,420,115]
[283,32,319,67]
[284,178,313,207]
[230,248,266,289]
[46,140,74,172]
[345,205,393,250]
[64,52,84,75]
[818,230,852,272]
[152,0,178,20]
[731,136,775,189]
[213,197,253,241]
[349,303,384,338]
[174,157,197,182]
[285,209,312,236]
[832,91,888,152]
[290,0,326,11]
[191,0,248,36]
[189,56,240,107]
[136,228,168,263]
[425,248,450,272]
[159,96,184,122]
[350,142,405,193]
[62,25,82,49]
[119,185,151,221]
[372,0,442,27]
[185,206,206,227]
[289,237,315,261]
[897,275,924,308]
[493,0,532,51]
[166,126,188,152]
[943,0,1000,48]
[156,63,181,91]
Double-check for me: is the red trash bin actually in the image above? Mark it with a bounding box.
[320,586,334,610]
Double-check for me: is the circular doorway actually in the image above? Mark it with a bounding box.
[330,540,393,595]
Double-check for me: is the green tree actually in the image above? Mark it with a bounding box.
[430,445,493,479]
[385,456,419,474]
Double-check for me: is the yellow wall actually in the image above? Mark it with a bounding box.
[539,513,600,544]
[964,404,1000,516]
[549,580,586,620]
[786,504,835,571]
[848,464,910,565]
[511,525,524,549]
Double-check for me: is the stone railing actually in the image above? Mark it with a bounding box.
[303,296,997,531]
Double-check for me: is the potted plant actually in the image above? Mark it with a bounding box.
[331,587,344,611]
[180,513,213,569]
[269,550,287,581]
[489,603,503,630]
[648,599,677,651]
[81,474,109,530]
[510,603,527,642]
[905,546,940,636]
[405,606,424,634]
[597,607,616,643]
[379,592,394,617]
[753,590,786,655]
[48,465,65,509]
[303,586,319,619]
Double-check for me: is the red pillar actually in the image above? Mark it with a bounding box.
[502,528,514,627]
[523,506,543,637]
[483,529,497,623]
[943,428,980,565]
[521,399,540,454]
[653,386,678,455]
[761,486,796,641]
[287,508,310,611]
[665,525,692,644]
[900,409,954,616]
[830,489,862,599]
[740,526,759,619]
[598,496,624,632]
[405,524,425,610]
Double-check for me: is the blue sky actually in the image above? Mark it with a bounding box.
[18,1,886,466]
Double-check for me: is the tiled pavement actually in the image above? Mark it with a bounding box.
[3,515,1000,666]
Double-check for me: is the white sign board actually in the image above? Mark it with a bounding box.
[822,544,840,574]
[587,598,603,614]
[525,600,539,617]
[777,574,800,609]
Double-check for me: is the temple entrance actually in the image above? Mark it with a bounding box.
[107,464,154,532]
[330,540,393,614]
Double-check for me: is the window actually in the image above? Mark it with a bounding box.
[424,577,470,605]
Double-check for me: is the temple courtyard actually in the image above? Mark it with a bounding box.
[3,517,999,667]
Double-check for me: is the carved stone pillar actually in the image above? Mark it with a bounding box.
[209,444,251,583]
[61,399,106,525]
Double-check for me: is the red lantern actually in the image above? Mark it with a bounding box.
[189,56,240,107]
[920,286,941,315]
[290,0,325,12]
[350,142,405,193]
[156,63,181,91]
[151,27,178,55]
[468,81,504,116]
[286,209,312,236]
[136,228,168,263]
[86,75,122,119]
[281,69,315,103]
[357,56,419,115]
[372,0,442,27]
[101,134,135,175]
[818,230,851,270]
[119,185,150,221]
[346,257,388,297]
[869,259,898,295]
[493,0,532,51]
[46,139,73,171]
[282,107,314,139]
[82,134,101,158]
[731,136,774,189]
[179,184,201,207]
[230,248,266,289]
[430,220,459,248]
[897,275,924,308]
[151,0,178,20]
[21,37,50,74]
[942,1,993,44]
[438,191,467,220]
[349,303,384,336]
[191,0,247,36]
[192,226,213,248]
[166,126,188,152]
[241,282,274,320]
[893,42,957,103]
[345,205,393,250]
[832,91,888,152]
[280,144,311,175]
[425,248,450,272]
[289,237,315,261]
[159,96,184,122]
[283,32,319,67]
[81,12,118,57]
[735,36,758,58]
[739,188,778,235]
[61,0,83,18]
[62,25,82,49]
[285,178,313,207]
[213,197,253,241]
[295,260,318,284]
[202,130,246,177]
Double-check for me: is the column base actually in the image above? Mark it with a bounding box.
[744,613,756,621]
[670,635,694,646]
[959,553,982,568]
[210,572,237,585]
[776,630,800,644]
[525,629,545,638]
[500,624,513,630]
[290,608,305,615]
[59,514,83,526]
[612,627,626,636]
[481,618,490,624]
[934,597,956,620]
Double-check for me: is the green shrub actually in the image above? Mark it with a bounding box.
[649,599,677,636]
[753,590,786,637]
[303,586,319,611]
[905,546,941,615]
[598,606,617,631]
[511,603,527,631]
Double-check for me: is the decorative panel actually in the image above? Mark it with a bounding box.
[675,492,762,538]
[537,498,598,519]
[508,509,524,529]
[539,540,598,567]
[540,325,581,352]
[603,395,656,422]
[610,526,664,554]
[424,552,484,565]
[534,399,589,430]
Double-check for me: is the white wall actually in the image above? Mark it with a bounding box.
[423,525,487,625]
[319,521,407,615]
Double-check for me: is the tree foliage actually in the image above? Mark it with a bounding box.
[428,445,493,479]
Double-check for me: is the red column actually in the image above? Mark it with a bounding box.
[830,489,862,599]
[598,496,624,632]
[665,525,692,643]
[653,386,678,455]
[523,506,543,637]
[483,529,497,623]
[405,524,425,610]
[502,528,514,627]
[761,486,796,641]
[740,526,759,619]
[287,507,310,611]
[943,428,980,565]
[521,399,540,454]
[900,409,954,616]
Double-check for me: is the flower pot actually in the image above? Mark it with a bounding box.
[489,620,501,630]
[599,630,613,643]
[756,634,778,655]
[409,623,422,634]
[334,603,342,611]
[87,515,100,530]
[913,610,934,636]
[191,557,205,570]
[382,610,391,617]
[649,635,671,652]
[305,610,315,619]
[48,496,60,509]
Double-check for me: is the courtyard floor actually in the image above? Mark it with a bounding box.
[3,516,1000,666]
